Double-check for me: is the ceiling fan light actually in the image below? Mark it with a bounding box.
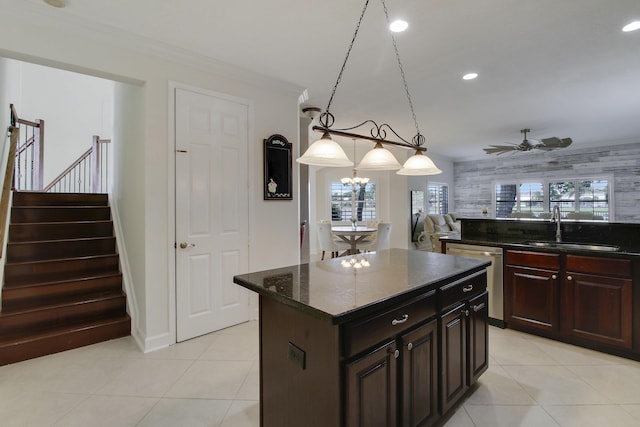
[397,151,442,175]
[356,142,402,170]
[296,132,354,167]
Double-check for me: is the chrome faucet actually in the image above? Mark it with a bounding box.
[551,205,562,242]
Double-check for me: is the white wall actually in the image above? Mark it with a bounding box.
[0,8,302,351]
[7,60,113,185]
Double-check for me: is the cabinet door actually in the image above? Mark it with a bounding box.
[562,272,632,349]
[400,320,439,427]
[440,303,467,414]
[345,340,398,427]
[468,291,489,385]
[505,265,559,336]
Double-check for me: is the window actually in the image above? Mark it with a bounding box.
[550,179,610,220]
[495,184,517,218]
[427,183,448,214]
[494,177,611,221]
[331,181,376,221]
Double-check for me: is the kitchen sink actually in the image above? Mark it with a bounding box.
[524,241,621,252]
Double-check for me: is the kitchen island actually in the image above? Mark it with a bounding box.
[233,249,490,427]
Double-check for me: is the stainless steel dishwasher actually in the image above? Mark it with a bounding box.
[445,242,504,327]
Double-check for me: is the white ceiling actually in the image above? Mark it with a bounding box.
[9,0,640,160]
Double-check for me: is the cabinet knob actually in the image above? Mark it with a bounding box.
[407,342,413,351]
[463,309,470,317]
[391,314,409,325]
[551,274,557,280]
[567,275,573,281]
[394,349,400,359]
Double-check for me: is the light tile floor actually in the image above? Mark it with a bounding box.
[1,322,640,426]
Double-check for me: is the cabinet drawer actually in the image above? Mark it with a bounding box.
[439,271,486,311]
[343,291,436,358]
[506,250,560,270]
[566,255,631,278]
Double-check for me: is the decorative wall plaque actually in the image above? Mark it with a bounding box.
[264,134,292,200]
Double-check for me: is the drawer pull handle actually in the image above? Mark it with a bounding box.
[463,284,474,292]
[407,342,413,351]
[472,305,482,312]
[391,314,409,325]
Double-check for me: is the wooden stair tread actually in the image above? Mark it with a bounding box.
[3,271,122,290]
[0,290,126,315]
[0,314,130,346]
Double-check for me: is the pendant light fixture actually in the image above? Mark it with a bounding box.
[296,131,353,167]
[397,150,442,175]
[297,0,441,176]
[356,142,402,170]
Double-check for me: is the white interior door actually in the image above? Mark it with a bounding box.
[175,87,249,342]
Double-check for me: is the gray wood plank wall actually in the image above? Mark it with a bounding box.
[453,142,640,223]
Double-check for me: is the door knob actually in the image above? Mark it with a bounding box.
[179,242,195,249]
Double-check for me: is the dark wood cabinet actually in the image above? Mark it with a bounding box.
[346,340,398,427]
[346,318,440,427]
[400,320,439,427]
[439,303,467,414]
[438,266,489,414]
[505,250,634,354]
[504,250,560,337]
[468,292,489,384]
[561,255,633,350]
[505,262,560,336]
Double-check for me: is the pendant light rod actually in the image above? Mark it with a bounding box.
[312,125,427,152]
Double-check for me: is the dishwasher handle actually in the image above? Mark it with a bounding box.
[447,247,502,257]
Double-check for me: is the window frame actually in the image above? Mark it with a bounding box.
[492,175,614,221]
[427,182,449,214]
[330,180,377,222]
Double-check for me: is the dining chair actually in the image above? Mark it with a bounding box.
[317,222,350,260]
[359,222,392,252]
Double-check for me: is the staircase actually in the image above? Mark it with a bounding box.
[0,191,130,365]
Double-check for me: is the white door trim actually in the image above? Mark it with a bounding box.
[168,81,255,345]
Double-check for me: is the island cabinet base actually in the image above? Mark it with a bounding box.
[257,270,488,427]
[259,297,341,427]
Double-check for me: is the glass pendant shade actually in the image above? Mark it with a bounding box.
[296,132,353,167]
[397,150,443,175]
[356,142,402,170]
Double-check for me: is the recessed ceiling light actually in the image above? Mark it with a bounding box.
[43,0,66,8]
[622,21,640,32]
[389,20,408,33]
[463,73,478,81]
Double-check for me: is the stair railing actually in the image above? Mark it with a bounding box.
[1,119,19,259]
[11,104,44,191]
[44,136,111,193]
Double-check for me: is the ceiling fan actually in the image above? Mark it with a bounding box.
[484,128,572,155]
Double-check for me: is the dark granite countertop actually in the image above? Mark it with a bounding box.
[449,218,640,257]
[442,236,640,259]
[233,248,490,325]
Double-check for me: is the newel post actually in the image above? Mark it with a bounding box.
[91,135,100,193]
[33,119,45,190]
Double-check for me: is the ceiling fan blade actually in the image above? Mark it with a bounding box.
[483,145,517,154]
[535,137,573,150]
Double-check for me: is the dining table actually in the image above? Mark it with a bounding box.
[331,225,377,255]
